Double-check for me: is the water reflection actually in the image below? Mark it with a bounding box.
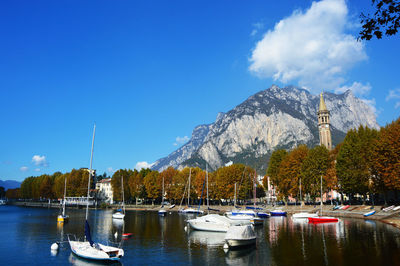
[188,231,225,247]
[68,253,122,266]
[225,246,256,265]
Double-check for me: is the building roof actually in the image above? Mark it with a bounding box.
[319,92,328,112]
[97,178,111,183]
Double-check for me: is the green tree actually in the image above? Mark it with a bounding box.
[301,145,330,202]
[266,149,288,190]
[111,169,132,202]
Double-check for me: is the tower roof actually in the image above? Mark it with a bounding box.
[319,92,328,111]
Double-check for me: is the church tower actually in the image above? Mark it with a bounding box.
[318,92,332,150]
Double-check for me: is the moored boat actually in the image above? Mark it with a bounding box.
[292,212,318,219]
[270,210,287,216]
[224,225,256,248]
[364,210,376,217]
[308,216,339,223]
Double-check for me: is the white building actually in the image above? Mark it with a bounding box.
[96,178,113,204]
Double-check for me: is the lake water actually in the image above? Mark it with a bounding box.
[1,205,400,265]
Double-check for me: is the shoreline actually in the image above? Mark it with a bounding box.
[8,201,400,229]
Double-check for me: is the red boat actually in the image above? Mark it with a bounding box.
[122,233,133,237]
[341,205,350,210]
[308,217,339,223]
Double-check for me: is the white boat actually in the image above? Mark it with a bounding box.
[178,168,204,214]
[68,125,124,261]
[188,214,250,232]
[112,175,125,220]
[158,174,167,216]
[225,225,256,248]
[292,212,318,219]
[57,177,69,223]
[308,175,338,224]
[0,199,6,205]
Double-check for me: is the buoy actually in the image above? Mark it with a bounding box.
[184,226,187,232]
[114,232,118,238]
[223,243,229,250]
[51,242,59,251]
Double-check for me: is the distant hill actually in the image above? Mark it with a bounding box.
[0,180,21,190]
[151,85,379,173]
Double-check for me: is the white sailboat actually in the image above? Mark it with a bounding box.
[179,168,203,214]
[188,168,250,232]
[158,174,167,216]
[112,175,125,220]
[57,177,69,223]
[224,224,256,248]
[68,125,124,261]
[292,178,318,219]
[308,176,338,223]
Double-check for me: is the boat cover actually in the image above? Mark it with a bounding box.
[225,225,256,240]
[85,220,94,247]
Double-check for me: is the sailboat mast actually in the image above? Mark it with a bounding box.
[234,183,236,207]
[253,171,256,209]
[188,168,191,206]
[300,178,302,207]
[85,124,96,221]
[63,177,67,216]
[320,175,323,215]
[206,165,209,214]
[122,175,125,214]
[162,174,164,206]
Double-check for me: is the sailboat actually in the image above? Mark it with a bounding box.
[112,176,125,220]
[158,174,167,216]
[179,168,203,214]
[308,176,338,223]
[292,178,318,219]
[68,125,124,261]
[187,167,249,232]
[57,177,69,223]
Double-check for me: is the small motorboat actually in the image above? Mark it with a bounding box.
[292,212,318,219]
[122,233,133,238]
[270,210,287,216]
[364,210,376,217]
[112,210,125,219]
[308,216,339,223]
[224,225,256,248]
[180,207,204,214]
[158,209,167,216]
[333,205,341,210]
[256,212,270,218]
[341,205,350,210]
[383,205,395,212]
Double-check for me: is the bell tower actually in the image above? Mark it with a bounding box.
[318,92,332,150]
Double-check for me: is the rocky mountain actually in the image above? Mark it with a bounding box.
[0,180,21,190]
[152,85,379,173]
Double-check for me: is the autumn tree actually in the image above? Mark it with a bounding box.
[39,175,54,199]
[111,169,132,202]
[301,145,330,202]
[277,145,308,204]
[5,188,20,199]
[373,118,400,191]
[266,149,288,190]
[143,171,161,201]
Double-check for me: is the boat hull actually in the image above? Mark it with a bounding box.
[188,220,229,232]
[308,217,339,223]
[69,241,124,261]
[270,211,287,216]
[364,211,376,217]
[292,212,318,219]
[112,212,125,219]
[225,238,256,248]
[57,214,69,223]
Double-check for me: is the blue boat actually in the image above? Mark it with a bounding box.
[257,212,270,218]
[364,210,376,217]
[270,210,287,216]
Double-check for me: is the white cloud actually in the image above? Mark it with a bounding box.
[135,161,154,170]
[335,82,371,96]
[107,167,115,173]
[20,166,29,172]
[249,0,367,92]
[32,155,48,167]
[34,168,41,172]
[173,136,189,146]
[386,88,400,108]
[250,22,264,36]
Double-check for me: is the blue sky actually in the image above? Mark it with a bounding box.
[1,0,399,181]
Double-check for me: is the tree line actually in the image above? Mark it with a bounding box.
[9,164,265,204]
[265,118,400,204]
